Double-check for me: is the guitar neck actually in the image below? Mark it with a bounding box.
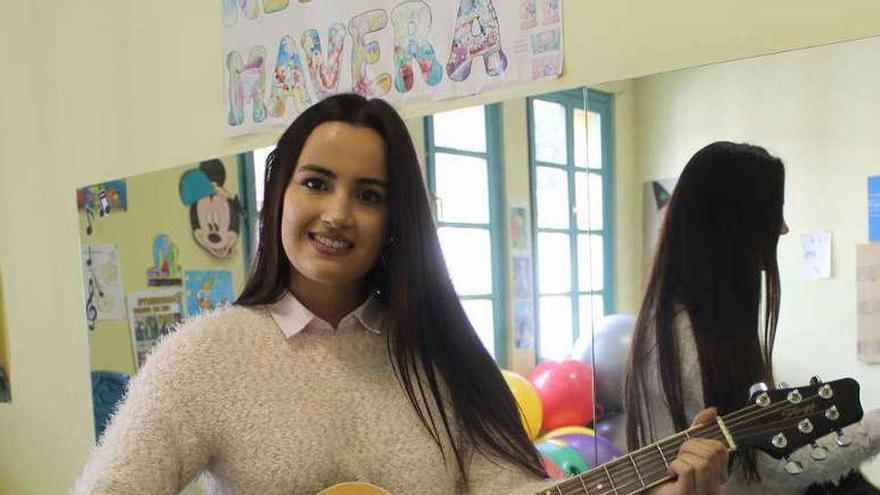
[533,420,730,495]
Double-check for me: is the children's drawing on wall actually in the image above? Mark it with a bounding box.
[179,159,243,259]
[519,0,537,29]
[514,300,535,350]
[509,204,529,252]
[126,289,183,369]
[447,0,507,81]
[520,0,561,79]
[800,231,832,280]
[540,0,560,25]
[81,244,126,330]
[77,179,128,237]
[642,178,677,277]
[147,234,183,287]
[513,256,533,300]
[530,29,561,55]
[185,270,234,316]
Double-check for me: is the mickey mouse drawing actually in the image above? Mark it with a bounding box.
[179,159,243,259]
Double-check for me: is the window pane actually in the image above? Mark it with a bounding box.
[578,234,604,292]
[533,100,566,164]
[537,232,571,294]
[461,299,495,357]
[438,227,492,295]
[588,110,603,169]
[433,105,486,152]
[434,153,489,224]
[578,294,605,340]
[539,296,573,361]
[574,108,587,167]
[536,166,570,229]
[252,145,273,213]
[575,172,603,231]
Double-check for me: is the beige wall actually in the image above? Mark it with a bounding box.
[630,36,880,482]
[4,0,880,492]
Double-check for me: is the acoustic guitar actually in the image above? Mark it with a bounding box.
[317,377,864,495]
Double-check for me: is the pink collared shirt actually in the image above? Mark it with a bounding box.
[267,291,385,338]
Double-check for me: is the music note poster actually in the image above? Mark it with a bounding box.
[126,289,183,369]
[80,244,126,327]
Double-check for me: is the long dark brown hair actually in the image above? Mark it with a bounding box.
[624,141,785,481]
[236,94,546,481]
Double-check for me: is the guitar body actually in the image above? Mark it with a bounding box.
[316,482,392,495]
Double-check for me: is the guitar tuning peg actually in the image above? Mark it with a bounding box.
[749,382,769,396]
[783,456,804,475]
[836,430,852,447]
[810,376,823,386]
[810,442,828,461]
[778,381,790,389]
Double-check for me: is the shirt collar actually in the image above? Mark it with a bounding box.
[267,291,385,338]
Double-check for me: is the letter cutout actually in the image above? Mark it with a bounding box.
[348,10,392,98]
[226,47,269,126]
[268,36,313,118]
[391,1,442,93]
[301,24,347,99]
[223,0,261,26]
[446,0,508,82]
[263,0,289,14]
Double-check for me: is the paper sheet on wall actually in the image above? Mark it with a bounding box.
[127,289,184,369]
[800,231,832,279]
[222,0,564,136]
[869,176,880,242]
[184,270,235,317]
[81,244,126,329]
[857,243,880,364]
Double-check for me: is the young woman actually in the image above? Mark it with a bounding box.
[624,141,880,495]
[76,94,728,494]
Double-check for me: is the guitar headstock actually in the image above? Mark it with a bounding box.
[726,378,863,464]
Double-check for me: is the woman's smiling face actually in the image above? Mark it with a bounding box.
[280,121,389,292]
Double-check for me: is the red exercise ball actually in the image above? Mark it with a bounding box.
[527,359,595,432]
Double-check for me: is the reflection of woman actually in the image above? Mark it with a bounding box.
[624,142,880,494]
[76,94,727,494]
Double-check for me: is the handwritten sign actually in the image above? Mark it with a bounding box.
[222,0,564,135]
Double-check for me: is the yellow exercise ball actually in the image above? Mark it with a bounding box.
[501,369,543,440]
[539,425,596,442]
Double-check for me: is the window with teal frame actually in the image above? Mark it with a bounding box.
[528,88,615,361]
[424,104,507,364]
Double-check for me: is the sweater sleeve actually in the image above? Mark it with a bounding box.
[73,321,212,495]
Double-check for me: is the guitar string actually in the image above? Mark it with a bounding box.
[542,391,848,495]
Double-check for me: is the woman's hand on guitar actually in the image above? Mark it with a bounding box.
[651,408,729,495]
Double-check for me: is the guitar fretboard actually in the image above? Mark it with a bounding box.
[534,424,727,495]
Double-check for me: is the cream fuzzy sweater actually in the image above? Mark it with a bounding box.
[639,311,880,495]
[74,304,548,495]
